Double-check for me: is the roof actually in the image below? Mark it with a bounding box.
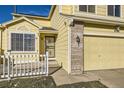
[1,16,42,28]
[12,6,56,20]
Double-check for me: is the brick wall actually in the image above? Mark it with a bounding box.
[70,21,84,74]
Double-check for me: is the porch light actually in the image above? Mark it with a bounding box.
[76,35,80,47]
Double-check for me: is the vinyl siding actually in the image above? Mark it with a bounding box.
[62,5,124,20]
[51,6,69,72]
[97,5,106,16]
[0,29,1,48]
[62,5,73,15]
[0,29,2,63]
[1,20,40,61]
[84,23,114,33]
[0,29,2,54]
[31,18,51,27]
[122,5,124,19]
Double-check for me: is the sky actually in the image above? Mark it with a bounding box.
[0,5,51,24]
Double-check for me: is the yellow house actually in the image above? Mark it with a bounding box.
[1,5,124,75]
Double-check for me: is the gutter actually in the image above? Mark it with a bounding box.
[60,13,124,27]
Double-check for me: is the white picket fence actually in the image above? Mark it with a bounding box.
[0,52,49,79]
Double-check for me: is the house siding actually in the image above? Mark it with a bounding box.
[61,5,73,15]
[84,23,114,32]
[122,5,124,19]
[68,5,124,19]
[1,20,40,61]
[0,29,2,49]
[97,5,106,16]
[31,18,51,27]
[51,6,69,72]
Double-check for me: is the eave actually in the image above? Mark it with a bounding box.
[39,30,58,34]
[61,13,124,27]
[2,17,41,28]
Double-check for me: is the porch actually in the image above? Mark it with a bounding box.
[0,27,59,79]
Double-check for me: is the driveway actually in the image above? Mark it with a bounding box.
[52,68,124,88]
[86,68,124,88]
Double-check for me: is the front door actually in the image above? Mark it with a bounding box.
[45,36,55,58]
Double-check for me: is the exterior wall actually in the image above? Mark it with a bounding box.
[97,5,106,16]
[70,21,84,74]
[1,20,40,61]
[31,18,51,27]
[62,5,124,19]
[122,5,124,19]
[61,5,73,15]
[0,29,2,50]
[51,6,69,72]
[84,23,114,33]
[0,29,2,63]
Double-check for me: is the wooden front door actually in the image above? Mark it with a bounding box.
[45,36,55,58]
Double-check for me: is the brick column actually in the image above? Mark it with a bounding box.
[70,21,84,74]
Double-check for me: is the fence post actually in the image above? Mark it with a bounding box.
[2,55,5,78]
[7,52,11,80]
[46,51,49,76]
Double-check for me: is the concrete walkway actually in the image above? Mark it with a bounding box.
[51,68,124,88]
[51,69,98,86]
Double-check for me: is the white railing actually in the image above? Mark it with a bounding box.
[0,52,49,79]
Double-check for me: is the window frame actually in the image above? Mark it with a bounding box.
[107,5,121,17]
[79,5,96,14]
[9,32,37,53]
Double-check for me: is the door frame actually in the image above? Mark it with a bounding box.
[45,36,55,58]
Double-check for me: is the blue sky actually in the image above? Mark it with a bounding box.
[0,5,51,24]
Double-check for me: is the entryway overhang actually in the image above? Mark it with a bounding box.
[39,27,58,34]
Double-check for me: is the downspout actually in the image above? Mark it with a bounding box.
[0,24,2,54]
[0,25,1,64]
[59,5,62,14]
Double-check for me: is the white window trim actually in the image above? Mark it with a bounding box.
[78,5,97,14]
[9,31,37,54]
[106,5,121,17]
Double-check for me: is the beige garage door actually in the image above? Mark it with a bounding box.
[84,36,124,71]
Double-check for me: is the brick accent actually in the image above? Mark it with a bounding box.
[70,21,84,74]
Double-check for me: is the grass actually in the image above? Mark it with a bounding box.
[0,76,107,88]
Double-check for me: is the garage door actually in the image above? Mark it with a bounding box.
[84,36,124,71]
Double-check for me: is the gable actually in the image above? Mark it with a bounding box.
[2,17,41,29]
[7,20,39,33]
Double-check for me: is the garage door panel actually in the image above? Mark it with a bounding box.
[84,36,124,71]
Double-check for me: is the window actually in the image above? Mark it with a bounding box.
[79,5,95,13]
[11,33,35,51]
[108,5,120,17]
